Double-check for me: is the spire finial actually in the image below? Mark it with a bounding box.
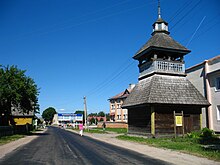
[158,0,161,18]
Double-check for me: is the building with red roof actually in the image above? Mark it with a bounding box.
[109,84,135,122]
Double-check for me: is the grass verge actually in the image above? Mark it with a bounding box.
[93,128,127,134]
[117,135,220,161]
[0,134,25,146]
[71,128,127,134]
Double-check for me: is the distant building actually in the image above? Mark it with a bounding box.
[186,55,220,132]
[53,113,83,126]
[87,116,106,123]
[109,84,135,123]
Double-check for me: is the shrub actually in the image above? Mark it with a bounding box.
[201,127,214,138]
[187,131,201,139]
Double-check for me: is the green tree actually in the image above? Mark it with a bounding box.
[74,110,84,115]
[106,113,110,121]
[89,117,95,124]
[0,65,39,126]
[42,107,56,123]
[88,112,97,117]
[98,111,105,117]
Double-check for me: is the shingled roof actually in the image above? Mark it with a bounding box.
[109,89,131,100]
[133,33,190,59]
[122,75,210,108]
[12,108,34,117]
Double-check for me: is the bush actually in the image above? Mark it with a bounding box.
[187,131,201,139]
[201,127,214,138]
[186,128,215,139]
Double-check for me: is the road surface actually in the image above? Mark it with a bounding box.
[0,127,170,165]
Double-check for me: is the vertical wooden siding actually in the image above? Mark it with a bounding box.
[128,106,151,135]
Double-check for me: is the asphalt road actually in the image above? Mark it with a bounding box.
[0,127,170,165]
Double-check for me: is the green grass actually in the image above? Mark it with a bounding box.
[70,128,107,134]
[117,135,220,161]
[84,129,107,134]
[71,127,127,134]
[94,128,127,134]
[0,134,25,145]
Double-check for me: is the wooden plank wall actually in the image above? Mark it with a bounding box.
[128,106,151,135]
[155,107,174,136]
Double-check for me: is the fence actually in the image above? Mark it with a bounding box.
[0,124,33,137]
[0,126,14,137]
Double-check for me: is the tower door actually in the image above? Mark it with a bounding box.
[184,114,193,133]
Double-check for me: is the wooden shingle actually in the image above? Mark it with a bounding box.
[122,75,210,108]
[133,33,190,59]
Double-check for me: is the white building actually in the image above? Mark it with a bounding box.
[53,113,83,126]
[186,55,220,132]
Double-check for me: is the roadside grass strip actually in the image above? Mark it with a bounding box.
[0,134,25,145]
[117,135,220,161]
[93,128,127,134]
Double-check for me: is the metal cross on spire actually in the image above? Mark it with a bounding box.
[158,0,161,18]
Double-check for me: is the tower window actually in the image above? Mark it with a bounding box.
[158,24,162,30]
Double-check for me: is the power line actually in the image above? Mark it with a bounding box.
[86,57,133,96]
[170,0,202,31]
[11,0,133,40]
[181,13,220,44]
[97,70,138,99]
[192,19,220,41]
[186,16,206,47]
[168,0,193,23]
[87,60,135,97]
[12,1,154,41]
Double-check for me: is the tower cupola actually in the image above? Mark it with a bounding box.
[152,0,169,35]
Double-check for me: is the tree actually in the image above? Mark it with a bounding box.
[74,110,84,115]
[88,112,97,117]
[0,65,39,126]
[98,111,105,117]
[89,117,95,124]
[106,113,110,121]
[42,107,56,123]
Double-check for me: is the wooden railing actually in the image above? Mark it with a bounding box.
[139,60,185,78]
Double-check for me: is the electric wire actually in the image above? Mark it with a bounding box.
[186,16,206,47]
[44,0,216,112]
[87,60,135,97]
[170,0,202,31]
[11,0,133,40]
[181,12,220,45]
[168,0,193,23]
[12,1,155,41]
[86,57,133,96]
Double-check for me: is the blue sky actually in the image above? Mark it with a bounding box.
[0,0,219,115]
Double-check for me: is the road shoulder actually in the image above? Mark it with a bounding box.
[0,129,47,159]
[67,129,220,165]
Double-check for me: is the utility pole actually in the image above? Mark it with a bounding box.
[83,96,87,128]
